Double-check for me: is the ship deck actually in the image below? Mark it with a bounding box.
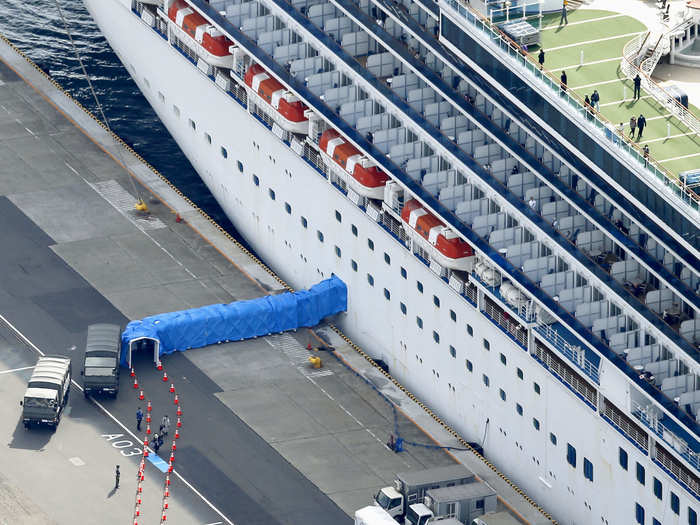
[0,31,551,525]
[522,6,700,177]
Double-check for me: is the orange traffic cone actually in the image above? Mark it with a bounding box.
[140,472,144,481]
[169,451,175,463]
[176,406,182,417]
[163,497,169,509]
[161,513,167,522]
[139,390,144,401]
[169,384,175,393]
[137,494,142,505]
[162,371,168,382]
[146,414,151,424]
[157,361,163,371]
[172,441,176,451]
[135,506,140,517]
[144,449,149,458]
[133,378,138,389]
[176,417,182,428]
[174,428,180,439]
[164,487,170,498]
[306,343,312,350]
[130,367,135,377]
[138,484,143,494]
[173,394,179,405]
[165,475,170,486]
[146,424,151,435]
[147,401,152,412]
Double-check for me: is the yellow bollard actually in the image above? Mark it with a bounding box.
[134,199,149,213]
[308,356,322,369]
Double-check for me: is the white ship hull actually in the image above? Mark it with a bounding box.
[83,1,699,523]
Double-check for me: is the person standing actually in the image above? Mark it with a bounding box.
[538,48,545,70]
[633,74,642,100]
[629,115,637,138]
[637,114,646,139]
[152,433,161,455]
[560,70,567,92]
[115,465,120,489]
[136,407,143,432]
[161,414,171,436]
[591,89,600,111]
[643,144,650,167]
[560,0,568,24]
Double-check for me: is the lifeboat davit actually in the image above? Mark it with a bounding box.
[168,0,233,68]
[244,64,309,134]
[319,129,390,199]
[401,199,475,271]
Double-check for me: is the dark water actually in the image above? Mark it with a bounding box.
[0,0,237,235]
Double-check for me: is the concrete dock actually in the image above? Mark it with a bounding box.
[0,33,553,525]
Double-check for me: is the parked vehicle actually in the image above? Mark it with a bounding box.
[374,465,473,520]
[356,505,399,525]
[81,324,121,397]
[20,355,71,429]
[405,481,497,525]
[471,511,523,525]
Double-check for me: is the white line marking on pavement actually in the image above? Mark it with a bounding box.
[600,95,653,107]
[24,127,34,136]
[641,133,693,144]
[0,365,34,374]
[547,32,643,52]
[549,55,623,72]
[0,312,235,525]
[540,13,625,30]
[659,152,700,163]
[571,77,625,90]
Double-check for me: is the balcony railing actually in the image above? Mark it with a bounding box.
[534,323,600,384]
[442,0,700,214]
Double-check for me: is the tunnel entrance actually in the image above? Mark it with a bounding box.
[125,337,159,369]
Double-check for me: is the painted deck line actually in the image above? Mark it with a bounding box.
[600,95,653,107]
[0,365,34,375]
[549,56,623,72]
[659,151,700,162]
[571,77,625,90]
[540,13,626,31]
[641,132,697,144]
[547,31,644,52]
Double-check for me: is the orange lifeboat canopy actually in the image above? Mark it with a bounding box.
[168,0,232,58]
[244,64,308,128]
[319,130,389,196]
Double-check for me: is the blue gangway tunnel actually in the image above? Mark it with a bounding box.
[120,276,347,367]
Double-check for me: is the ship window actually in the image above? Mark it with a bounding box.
[335,210,342,222]
[301,216,307,228]
[466,359,473,372]
[384,253,390,265]
[400,302,406,315]
[499,389,506,401]
[253,175,260,186]
[205,132,212,145]
[450,310,456,322]
[691,508,698,525]
[653,519,661,525]
[384,288,390,300]
[483,339,490,351]
[433,331,439,343]
[449,345,456,358]
[317,230,324,242]
[533,418,540,431]
[401,267,407,279]
[237,161,244,173]
[173,105,180,118]
[220,147,227,159]
[285,202,292,214]
[534,382,541,394]
[269,189,275,200]
[416,316,423,329]
[467,324,473,336]
[351,260,357,272]
[367,238,374,251]
[417,281,423,293]
[189,119,196,131]
[351,224,358,236]
[500,353,507,365]
[619,448,628,470]
[367,273,374,286]
[550,433,557,445]
[516,403,523,416]
[583,458,593,481]
[517,368,524,380]
[671,492,679,514]
[335,246,341,258]
[158,91,165,103]
[653,478,662,500]
[433,295,440,308]
[636,462,645,485]
[482,374,489,387]
[566,443,576,468]
[635,503,644,525]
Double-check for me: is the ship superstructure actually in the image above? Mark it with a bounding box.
[83,0,700,522]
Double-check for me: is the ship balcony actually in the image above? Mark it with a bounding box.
[534,322,601,385]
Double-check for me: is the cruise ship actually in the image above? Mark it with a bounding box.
[81,0,700,522]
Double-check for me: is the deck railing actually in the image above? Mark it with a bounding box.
[442,0,700,214]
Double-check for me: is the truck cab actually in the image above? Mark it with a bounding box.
[81,324,121,397]
[375,486,404,517]
[405,503,433,525]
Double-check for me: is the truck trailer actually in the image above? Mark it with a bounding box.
[405,481,498,525]
[20,355,71,429]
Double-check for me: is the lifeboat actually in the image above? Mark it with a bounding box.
[244,64,309,134]
[319,129,390,199]
[168,0,233,68]
[401,199,475,271]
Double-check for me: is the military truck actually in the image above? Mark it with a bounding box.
[81,324,121,397]
[20,355,71,429]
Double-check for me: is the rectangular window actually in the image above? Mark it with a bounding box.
[450,310,456,322]
[433,331,440,343]
[449,346,456,358]
[671,492,679,514]
[367,238,374,250]
[400,302,406,315]
[636,463,645,485]
[483,339,490,351]
[383,288,390,300]
[467,324,473,336]
[433,295,440,307]
[367,274,374,286]
[417,281,423,293]
[653,478,662,500]
[516,403,523,416]
[482,374,489,387]
[635,503,644,525]
[690,508,698,525]
[550,433,557,446]
[653,519,661,525]
[334,246,341,258]
[466,359,473,372]
[583,458,593,482]
[619,448,628,470]
[566,444,576,468]
[335,210,342,222]
[351,260,358,272]
[416,316,423,329]
[500,353,507,365]
[400,267,407,279]
[384,253,391,265]
[351,224,358,236]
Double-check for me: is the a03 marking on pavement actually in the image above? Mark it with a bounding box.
[102,433,143,457]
